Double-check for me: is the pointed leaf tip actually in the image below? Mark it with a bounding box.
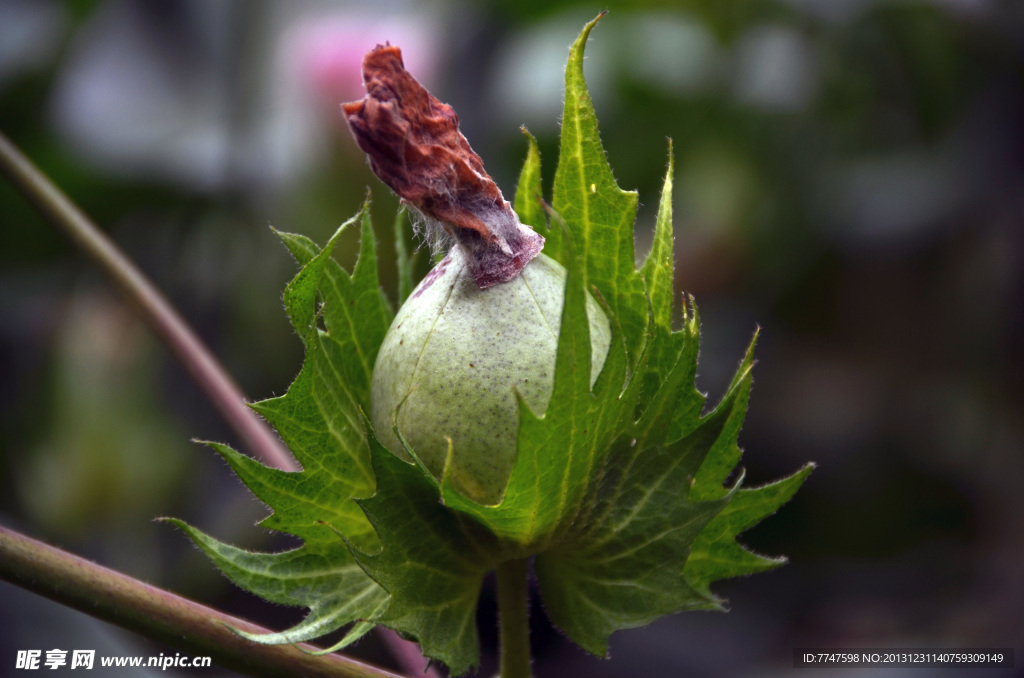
[555,10,646,367]
[514,125,547,238]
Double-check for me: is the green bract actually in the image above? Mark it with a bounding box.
[371,249,611,505]
[170,14,813,676]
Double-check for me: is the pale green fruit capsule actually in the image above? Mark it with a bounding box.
[344,43,609,502]
[371,246,610,505]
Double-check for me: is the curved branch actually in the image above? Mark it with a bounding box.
[0,525,401,678]
[0,130,298,473]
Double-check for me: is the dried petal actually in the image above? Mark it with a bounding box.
[343,44,543,287]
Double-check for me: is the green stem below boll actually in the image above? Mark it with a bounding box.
[496,558,532,678]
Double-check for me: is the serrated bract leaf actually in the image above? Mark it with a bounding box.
[174,206,396,649]
[349,431,505,675]
[534,337,755,655]
[684,464,814,595]
[630,174,704,446]
[681,336,815,593]
[205,441,374,549]
[167,519,387,647]
[247,205,395,546]
[552,13,647,366]
[636,144,704,433]
[639,141,676,335]
[272,204,393,406]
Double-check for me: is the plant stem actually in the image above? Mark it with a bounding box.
[0,525,401,678]
[0,130,297,473]
[496,559,532,678]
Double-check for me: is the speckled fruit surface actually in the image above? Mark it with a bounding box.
[371,248,611,505]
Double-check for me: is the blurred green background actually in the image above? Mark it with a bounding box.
[1,0,1021,676]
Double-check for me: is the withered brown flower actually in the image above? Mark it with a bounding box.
[342,44,543,287]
